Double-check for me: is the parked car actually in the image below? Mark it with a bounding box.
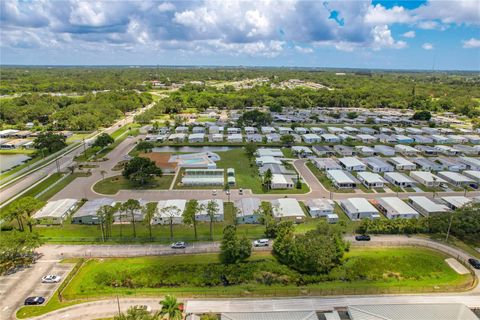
[468,258,480,269]
[355,235,371,241]
[24,297,45,305]
[42,275,61,283]
[239,188,243,195]
[253,239,269,247]
[225,190,230,195]
[171,241,187,249]
[212,190,217,196]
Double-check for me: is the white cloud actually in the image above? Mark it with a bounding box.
[157,2,175,12]
[402,31,416,38]
[422,42,434,50]
[371,25,407,50]
[365,4,414,25]
[414,0,480,25]
[294,45,313,53]
[463,38,480,48]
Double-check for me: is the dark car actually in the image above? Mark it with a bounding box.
[355,235,371,241]
[468,258,480,269]
[24,297,45,305]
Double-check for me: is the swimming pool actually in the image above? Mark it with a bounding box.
[183,158,204,164]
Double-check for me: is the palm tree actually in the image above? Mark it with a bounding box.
[96,205,113,242]
[263,168,273,190]
[122,199,141,238]
[142,202,157,241]
[182,200,202,241]
[158,295,182,320]
[206,200,219,241]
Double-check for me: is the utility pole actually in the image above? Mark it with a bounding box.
[82,138,87,159]
[445,212,454,242]
[55,158,60,174]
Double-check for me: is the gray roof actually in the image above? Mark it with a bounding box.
[348,303,478,320]
[235,198,261,217]
[73,198,115,218]
[221,311,318,320]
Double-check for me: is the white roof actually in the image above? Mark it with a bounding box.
[348,303,478,320]
[410,171,446,183]
[376,197,418,216]
[271,198,305,218]
[357,171,384,184]
[197,199,224,216]
[302,133,321,140]
[188,133,205,139]
[257,148,283,157]
[441,196,472,209]
[235,198,261,217]
[409,196,449,213]
[74,198,116,218]
[395,145,418,152]
[357,134,376,140]
[156,199,186,218]
[339,157,365,168]
[257,156,282,165]
[306,199,334,211]
[438,171,474,183]
[222,311,318,320]
[384,172,415,184]
[341,198,378,214]
[389,157,415,167]
[328,170,356,184]
[321,133,339,140]
[463,170,480,180]
[34,199,78,219]
[292,146,313,153]
[272,173,293,185]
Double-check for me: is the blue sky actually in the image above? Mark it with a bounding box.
[1,0,479,70]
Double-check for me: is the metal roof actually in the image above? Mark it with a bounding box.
[271,198,305,218]
[73,198,115,218]
[340,198,378,214]
[376,197,419,216]
[339,157,365,168]
[221,311,318,320]
[357,171,384,184]
[348,303,478,320]
[408,196,449,213]
[34,199,78,219]
[156,199,187,218]
[327,170,356,184]
[235,198,261,217]
[441,196,472,209]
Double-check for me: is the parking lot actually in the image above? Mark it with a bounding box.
[0,256,74,320]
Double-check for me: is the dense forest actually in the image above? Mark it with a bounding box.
[1,67,479,124]
[0,91,152,131]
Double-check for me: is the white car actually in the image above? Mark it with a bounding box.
[212,190,217,196]
[253,239,269,247]
[41,275,61,283]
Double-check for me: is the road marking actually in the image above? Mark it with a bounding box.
[2,306,9,311]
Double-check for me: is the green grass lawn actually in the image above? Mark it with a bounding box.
[59,247,473,300]
[93,175,174,195]
[215,149,309,194]
[196,117,216,122]
[306,162,354,193]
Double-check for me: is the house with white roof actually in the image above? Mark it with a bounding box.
[463,170,480,183]
[320,133,340,143]
[387,157,416,171]
[196,199,224,222]
[356,134,377,143]
[408,196,449,216]
[235,198,261,224]
[441,196,473,210]
[334,145,354,156]
[435,157,465,172]
[434,145,460,156]
[261,126,276,134]
[410,157,443,171]
[266,133,281,143]
[271,198,305,222]
[373,145,395,156]
[278,127,293,135]
[72,198,116,225]
[431,134,450,144]
[153,199,187,225]
[326,170,357,188]
[34,199,78,225]
[305,199,335,217]
[327,127,344,134]
[362,157,394,173]
[227,133,243,143]
[458,157,480,170]
[357,171,385,188]
[409,171,445,187]
[294,127,308,135]
[395,145,419,156]
[339,198,380,220]
[373,197,419,219]
[310,127,324,134]
[437,171,475,187]
[188,133,205,143]
[312,158,341,171]
[271,174,295,189]
[244,126,257,134]
[302,133,322,144]
[227,127,241,134]
[384,172,416,187]
[339,157,366,171]
[257,148,283,157]
[355,146,375,156]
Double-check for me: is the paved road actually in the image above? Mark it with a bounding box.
[0,103,154,206]
[2,235,478,320]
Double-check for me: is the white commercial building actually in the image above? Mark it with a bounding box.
[339,198,380,220]
[374,197,419,219]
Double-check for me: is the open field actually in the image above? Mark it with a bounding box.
[92,175,174,195]
[59,247,473,300]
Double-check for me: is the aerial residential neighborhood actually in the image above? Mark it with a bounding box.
[1,0,480,320]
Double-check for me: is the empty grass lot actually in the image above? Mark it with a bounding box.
[215,149,309,194]
[92,174,174,195]
[59,247,473,300]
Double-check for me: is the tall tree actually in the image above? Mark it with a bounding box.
[244,142,258,160]
[33,132,67,154]
[142,202,157,241]
[122,157,162,186]
[183,200,202,241]
[114,305,156,320]
[96,205,114,242]
[206,200,219,241]
[122,199,141,238]
[0,231,43,272]
[160,205,181,241]
[263,168,273,190]
[93,133,114,148]
[158,295,182,320]
[5,197,44,232]
[220,225,252,264]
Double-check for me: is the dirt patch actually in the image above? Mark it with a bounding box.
[140,152,177,171]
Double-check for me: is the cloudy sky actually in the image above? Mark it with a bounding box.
[1,0,479,70]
